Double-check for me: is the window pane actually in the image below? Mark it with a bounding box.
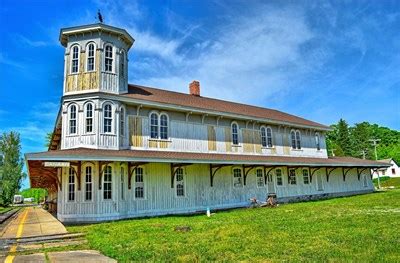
[68,168,75,201]
[276,169,283,185]
[233,168,242,187]
[261,127,267,147]
[291,131,296,149]
[256,169,264,187]
[85,166,92,201]
[296,131,301,149]
[267,128,273,147]
[160,114,168,139]
[303,170,309,184]
[232,124,238,145]
[103,166,112,200]
[150,113,158,138]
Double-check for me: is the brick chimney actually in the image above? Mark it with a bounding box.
[189,80,200,96]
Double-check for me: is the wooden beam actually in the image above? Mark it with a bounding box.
[326,167,338,182]
[342,167,353,181]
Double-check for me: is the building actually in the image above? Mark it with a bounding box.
[373,158,399,178]
[25,23,389,223]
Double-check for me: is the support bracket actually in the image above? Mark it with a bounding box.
[98,161,112,190]
[209,164,231,187]
[171,163,192,188]
[356,167,368,181]
[264,166,277,184]
[310,167,323,183]
[342,167,353,181]
[326,167,338,182]
[242,165,258,185]
[128,162,148,189]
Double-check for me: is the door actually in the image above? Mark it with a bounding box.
[267,174,275,193]
[316,174,324,191]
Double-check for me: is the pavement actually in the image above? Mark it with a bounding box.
[0,207,116,263]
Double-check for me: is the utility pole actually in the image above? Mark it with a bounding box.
[330,149,336,157]
[369,139,381,189]
[360,150,367,160]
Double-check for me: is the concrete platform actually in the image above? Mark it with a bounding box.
[1,207,67,239]
[47,250,117,262]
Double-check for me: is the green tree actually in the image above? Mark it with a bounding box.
[0,132,26,206]
[45,131,53,148]
[350,122,373,159]
[336,119,352,156]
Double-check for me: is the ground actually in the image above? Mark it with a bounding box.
[373,176,400,188]
[65,190,400,262]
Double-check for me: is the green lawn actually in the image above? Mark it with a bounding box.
[0,206,12,214]
[374,177,400,188]
[68,190,400,262]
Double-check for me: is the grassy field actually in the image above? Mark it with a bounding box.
[68,190,400,262]
[0,207,12,214]
[373,176,400,188]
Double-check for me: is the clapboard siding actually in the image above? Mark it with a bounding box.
[57,162,374,222]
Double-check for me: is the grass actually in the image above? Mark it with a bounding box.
[373,176,400,188]
[67,190,400,262]
[0,206,12,214]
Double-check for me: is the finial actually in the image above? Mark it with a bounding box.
[97,9,104,23]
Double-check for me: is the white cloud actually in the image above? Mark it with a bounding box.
[0,52,24,69]
[16,34,50,47]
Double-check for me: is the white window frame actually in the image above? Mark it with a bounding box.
[68,104,77,135]
[266,126,273,147]
[68,168,75,202]
[135,167,145,199]
[276,169,283,186]
[175,167,185,197]
[85,102,94,134]
[315,132,321,151]
[104,44,113,73]
[261,126,267,147]
[86,42,96,72]
[256,168,264,188]
[160,113,169,140]
[233,167,243,188]
[231,122,239,145]
[302,169,310,185]
[70,44,80,74]
[291,129,301,150]
[84,165,93,201]
[120,107,125,137]
[150,112,159,139]
[103,165,112,200]
[103,103,113,134]
[149,111,169,140]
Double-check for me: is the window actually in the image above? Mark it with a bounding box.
[103,104,112,133]
[150,113,158,139]
[392,168,396,175]
[71,45,79,73]
[135,167,144,199]
[87,43,95,71]
[256,169,264,187]
[120,108,125,136]
[68,168,75,201]
[160,114,168,139]
[315,133,321,150]
[85,103,93,133]
[176,168,185,197]
[276,169,283,186]
[291,130,301,149]
[69,105,77,134]
[303,169,310,185]
[233,168,242,187]
[232,123,239,145]
[363,174,368,187]
[261,127,267,147]
[120,50,125,78]
[103,166,112,200]
[296,131,301,149]
[382,170,386,175]
[266,127,273,147]
[289,169,297,185]
[105,45,113,72]
[120,167,124,200]
[85,166,92,201]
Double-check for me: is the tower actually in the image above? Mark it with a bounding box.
[59,23,134,95]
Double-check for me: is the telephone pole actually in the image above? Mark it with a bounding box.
[360,150,367,160]
[369,139,381,189]
[330,149,336,157]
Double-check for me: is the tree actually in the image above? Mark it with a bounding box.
[45,131,53,148]
[0,132,26,206]
[350,122,373,159]
[336,119,352,156]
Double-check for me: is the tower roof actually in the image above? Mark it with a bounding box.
[59,23,135,48]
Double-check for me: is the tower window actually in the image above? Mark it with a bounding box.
[87,43,95,71]
[103,104,112,133]
[71,45,79,73]
[69,105,77,134]
[105,45,113,72]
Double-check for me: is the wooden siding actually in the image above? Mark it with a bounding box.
[129,116,143,147]
[207,125,216,151]
[57,162,374,222]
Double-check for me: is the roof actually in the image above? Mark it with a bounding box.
[117,84,330,131]
[26,148,389,168]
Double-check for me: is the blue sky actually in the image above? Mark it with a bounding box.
[0,0,399,189]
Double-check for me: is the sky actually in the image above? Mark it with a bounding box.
[0,0,399,189]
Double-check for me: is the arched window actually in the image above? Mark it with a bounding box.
[150,113,158,139]
[85,103,93,133]
[231,123,239,145]
[295,130,301,149]
[68,168,75,201]
[69,105,77,134]
[120,50,125,78]
[291,130,296,149]
[160,114,168,139]
[103,166,112,200]
[175,168,185,197]
[261,127,267,147]
[103,104,112,133]
[105,45,113,72]
[266,127,273,147]
[120,107,125,136]
[85,166,92,201]
[315,132,320,150]
[87,43,95,71]
[71,45,79,73]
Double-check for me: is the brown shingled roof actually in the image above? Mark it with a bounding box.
[26,148,389,167]
[119,84,330,130]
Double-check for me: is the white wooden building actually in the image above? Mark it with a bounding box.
[26,23,389,223]
[373,159,399,178]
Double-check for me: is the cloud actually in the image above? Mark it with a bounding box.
[0,52,24,69]
[16,34,50,47]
